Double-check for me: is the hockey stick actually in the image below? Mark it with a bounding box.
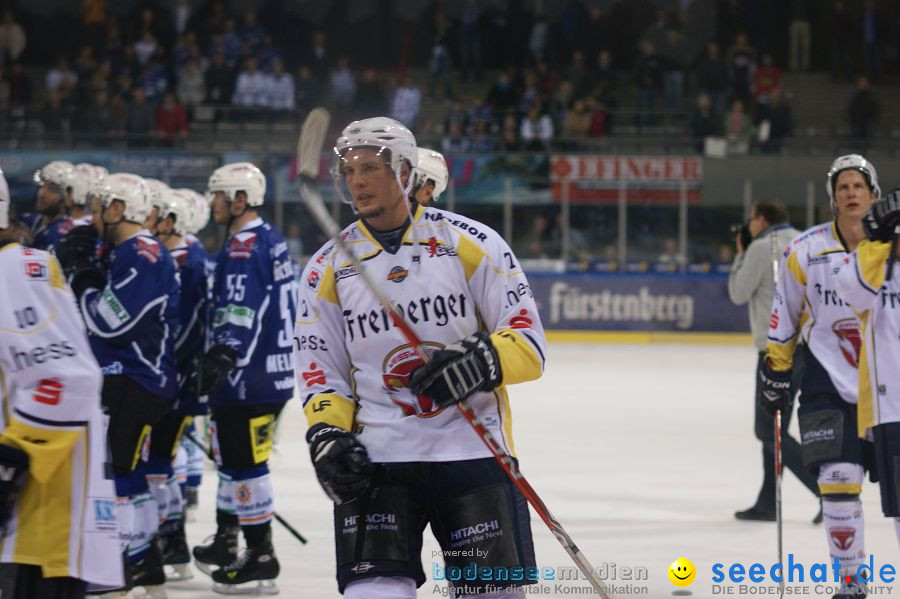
[183,431,308,545]
[771,233,784,599]
[296,107,611,598]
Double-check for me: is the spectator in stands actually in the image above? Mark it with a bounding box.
[468,97,492,132]
[520,105,553,151]
[104,17,124,67]
[562,98,592,149]
[689,94,720,153]
[390,75,422,130]
[239,11,265,52]
[329,56,356,118]
[486,70,517,124]
[109,92,128,141]
[517,70,541,118]
[3,61,29,108]
[788,0,811,71]
[470,119,494,152]
[172,0,194,37]
[124,87,154,147]
[256,34,281,71]
[751,53,782,121]
[0,8,26,64]
[499,113,521,152]
[592,50,616,97]
[861,0,884,84]
[847,75,879,141]
[441,120,470,155]
[566,50,591,100]
[177,58,206,109]
[760,88,793,154]
[80,88,113,140]
[133,30,158,65]
[222,18,242,64]
[268,59,295,115]
[155,91,188,146]
[459,0,481,80]
[295,65,321,115]
[41,89,74,142]
[232,57,268,109]
[428,10,454,102]
[308,31,330,84]
[205,51,234,104]
[444,100,469,136]
[136,54,168,103]
[657,238,685,266]
[697,41,727,116]
[723,98,753,152]
[587,96,609,138]
[634,42,661,128]
[726,32,755,104]
[46,57,77,92]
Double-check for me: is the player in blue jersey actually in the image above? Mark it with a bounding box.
[188,162,297,595]
[20,160,74,252]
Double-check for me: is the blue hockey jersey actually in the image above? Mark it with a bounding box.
[209,218,297,405]
[80,230,180,399]
[171,239,210,414]
[20,213,73,252]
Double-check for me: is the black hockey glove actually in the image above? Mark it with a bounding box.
[408,331,502,408]
[306,424,373,504]
[70,267,106,301]
[55,225,98,277]
[758,361,792,416]
[0,443,29,528]
[863,190,900,243]
[188,345,237,396]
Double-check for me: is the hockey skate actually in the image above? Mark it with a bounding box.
[833,574,868,598]
[130,538,167,598]
[162,519,193,581]
[211,540,280,596]
[193,526,239,577]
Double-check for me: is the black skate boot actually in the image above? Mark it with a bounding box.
[211,535,279,596]
[162,518,193,581]
[833,574,868,598]
[131,536,167,598]
[192,525,239,577]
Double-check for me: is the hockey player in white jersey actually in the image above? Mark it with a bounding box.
[834,189,900,550]
[0,168,122,598]
[296,117,546,598]
[410,147,448,207]
[762,154,880,599]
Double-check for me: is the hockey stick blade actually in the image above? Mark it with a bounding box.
[296,116,610,597]
[297,107,330,181]
[183,432,308,544]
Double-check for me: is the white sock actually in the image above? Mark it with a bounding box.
[823,498,866,577]
[344,576,417,599]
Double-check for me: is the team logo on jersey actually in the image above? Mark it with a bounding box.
[315,243,336,265]
[228,232,257,259]
[335,265,358,281]
[23,259,48,280]
[135,237,160,263]
[307,269,321,290]
[769,309,780,330]
[235,483,252,504]
[832,318,861,368]
[302,362,326,387]
[382,342,445,417]
[426,237,457,258]
[33,377,63,405]
[509,309,533,329]
[829,527,855,551]
[387,266,408,283]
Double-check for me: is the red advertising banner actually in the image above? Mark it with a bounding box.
[550,155,703,205]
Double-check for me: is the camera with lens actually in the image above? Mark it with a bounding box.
[730,222,752,249]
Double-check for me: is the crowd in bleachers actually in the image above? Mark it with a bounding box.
[0,0,897,152]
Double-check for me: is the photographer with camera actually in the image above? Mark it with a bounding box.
[727,197,821,522]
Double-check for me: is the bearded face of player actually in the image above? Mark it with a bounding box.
[36,183,64,217]
[833,170,876,221]
[341,147,410,223]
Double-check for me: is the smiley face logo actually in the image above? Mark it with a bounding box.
[668,557,696,587]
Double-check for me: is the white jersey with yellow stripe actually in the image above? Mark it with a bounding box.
[766,222,860,404]
[294,204,546,463]
[0,242,122,587]
[834,239,900,435]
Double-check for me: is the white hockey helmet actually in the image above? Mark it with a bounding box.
[179,189,210,233]
[207,162,266,206]
[332,117,418,195]
[826,154,880,209]
[0,167,9,229]
[159,189,195,236]
[64,168,92,206]
[144,178,171,214]
[33,160,74,189]
[413,148,448,201]
[75,163,109,186]
[97,173,152,223]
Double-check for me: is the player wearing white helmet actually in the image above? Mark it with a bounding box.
[188,163,296,594]
[297,117,546,599]
[763,154,880,599]
[20,160,74,251]
[56,172,180,595]
[410,147,449,206]
[0,167,123,597]
[144,178,171,232]
[70,163,108,226]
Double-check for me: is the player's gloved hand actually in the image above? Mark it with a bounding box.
[758,361,792,416]
[70,267,106,300]
[188,345,237,396]
[408,331,502,408]
[863,190,900,243]
[55,225,98,276]
[306,424,373,504]
[0,444,29,528]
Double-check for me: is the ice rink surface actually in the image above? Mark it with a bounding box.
[171,342,898,598]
